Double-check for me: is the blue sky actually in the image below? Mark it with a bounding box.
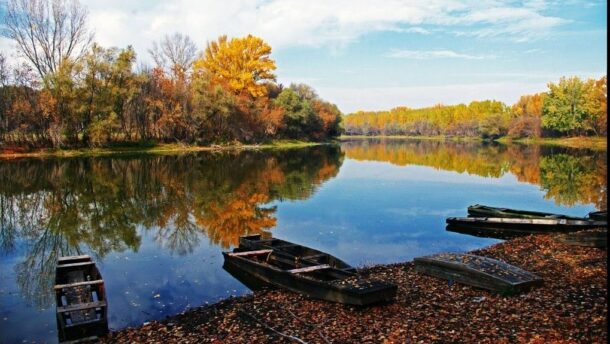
[0,0,607,113]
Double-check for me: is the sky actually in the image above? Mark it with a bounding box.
[0,0,607,113]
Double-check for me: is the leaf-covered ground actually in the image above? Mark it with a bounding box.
[102,234,607,343]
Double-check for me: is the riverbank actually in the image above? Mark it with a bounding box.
[0,140,328,159]
[103,234,607,343]
[341,135,608,150]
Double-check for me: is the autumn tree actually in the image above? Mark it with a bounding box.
[194,35,276,98]
[508,93,546,138]
[585,76,607,135]
[543,76,593,136]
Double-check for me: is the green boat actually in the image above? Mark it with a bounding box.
[588,210,607,222]
[467,204,587,220]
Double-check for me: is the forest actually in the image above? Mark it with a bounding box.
[343,75,607,139]
[0,0,341,148]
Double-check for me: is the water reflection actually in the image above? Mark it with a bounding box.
[0,139,605,343]
[342,139,607,209]
[0,146,344,309]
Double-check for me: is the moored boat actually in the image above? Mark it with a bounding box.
[414,253,543,295]
[446,217,606,235]
[587,210,607,222]
[55,255,108,343]
[555,228,607,248]
[239,234,355,272]
[222,248,397,306]
[467,204,586,220]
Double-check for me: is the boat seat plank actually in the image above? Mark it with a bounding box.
[54,279,104,290]
[229,249,273,257]
[289,264,331,274]
[58,255,92,262]
[57,261,95,269]
[57,301,107,313]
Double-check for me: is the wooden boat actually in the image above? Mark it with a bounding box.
[588,210,607,222]
[555,229,607,248]
[414,253,542,295]
[222,249,397,306]
[446,225,525,240]
[55,255,108,343]
[467,204,586,220]
[238,234,355,272]
[446,217,606,235]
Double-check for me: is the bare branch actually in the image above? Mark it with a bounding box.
[3,0,93,80]
[149,32,197,75]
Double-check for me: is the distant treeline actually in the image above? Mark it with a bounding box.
[0,0,341,148]
[344,75,607,139]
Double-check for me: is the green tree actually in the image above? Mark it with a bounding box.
[542,76,590,136]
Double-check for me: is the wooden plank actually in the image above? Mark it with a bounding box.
[228,249,273,257]
[57,261,95,269]
[57,301,107,314]
[302,253,326,260]
[274,244,298,249]
[288,264,331,274]
[54,279,104,290]
[58,255,91,262]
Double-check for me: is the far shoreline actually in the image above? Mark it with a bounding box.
[340,135,608,150]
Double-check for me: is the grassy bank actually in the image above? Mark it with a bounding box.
[0,140,328,159]
[497,136,607,150]
[102,233,607,343]
[341,135,607,150]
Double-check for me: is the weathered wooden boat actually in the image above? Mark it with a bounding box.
[588,210,607,222]
[446,225,524,240]
[222,248,397,305]
[223,259,270,291]
[446,217,606,235]
[467,204,586,220]
[555,228,607,248]
[55,255,108,343]
[238,234,355,272]
[414,253,542,295]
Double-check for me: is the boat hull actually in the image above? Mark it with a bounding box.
[447,217,606,236]
[467,204,585,220]
[222,252,396,306]
[414,253,542,295]
[555,229,607,248]
[588,210,607,222]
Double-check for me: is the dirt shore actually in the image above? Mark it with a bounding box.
[102,234,607,343]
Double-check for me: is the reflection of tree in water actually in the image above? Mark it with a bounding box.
[14,228,81,308]
[540,154,607,209]
[342,139,607,209]
[0,145,344,308]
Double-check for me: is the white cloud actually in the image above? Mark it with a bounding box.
[0,0,567,64]
[74,0,565,59]
[386,49,491,60]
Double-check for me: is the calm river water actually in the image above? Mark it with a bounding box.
[0,139,606,343]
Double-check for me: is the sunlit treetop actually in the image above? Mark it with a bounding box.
[194,35,277,98]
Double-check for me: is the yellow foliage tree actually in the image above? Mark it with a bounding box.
[194,35,276,98]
